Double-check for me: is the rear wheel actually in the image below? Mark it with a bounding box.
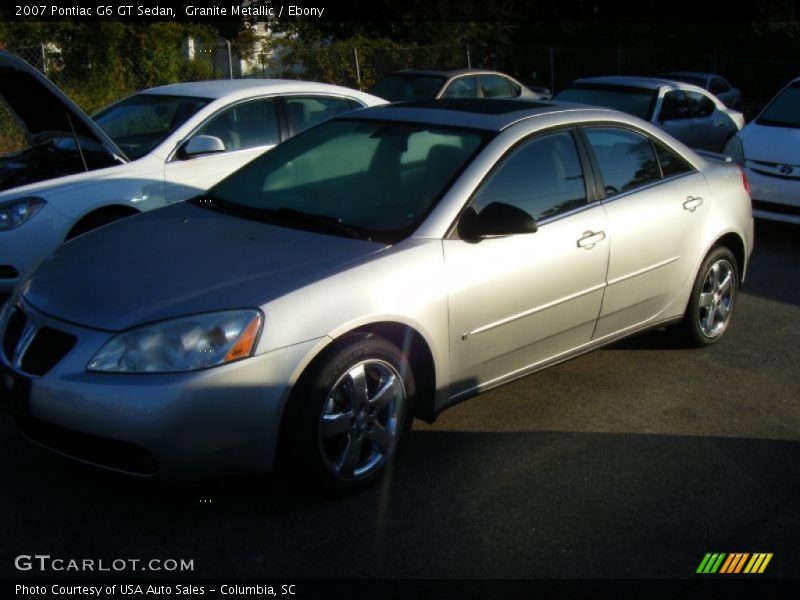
[280,334,414,491]
[677,246,739,346]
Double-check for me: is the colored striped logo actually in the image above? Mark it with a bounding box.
[696,553,773,574]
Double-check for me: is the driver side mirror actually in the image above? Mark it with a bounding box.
[179,135,225,159]
[458,202,538,241]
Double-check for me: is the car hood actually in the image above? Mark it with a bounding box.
[0,50,126,161]
[740,121,800,164]
[21,202,388,331]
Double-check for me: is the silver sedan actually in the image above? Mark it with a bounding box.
[0,99,754,490]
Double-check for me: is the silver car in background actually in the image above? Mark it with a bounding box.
[0,99,753,490]
[662,71,742,109]
[556,76,744,151]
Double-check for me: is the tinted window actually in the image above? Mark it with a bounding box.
[659,91,691,121]
[209,119,487,242]
[194,98,279,151]
[709,78,729,95]
[556,84,656,120]
[442,77,478,99]
[480,75,517,98]
[757,82,800,128]
[366,74,446,102]
[654,140,694,177]
[473,131,587,221]
[585,127,660,195]
[94,94,211,160]
[687,91,715,118]
[285,96,355,135]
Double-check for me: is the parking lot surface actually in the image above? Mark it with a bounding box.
[1,219,798,580]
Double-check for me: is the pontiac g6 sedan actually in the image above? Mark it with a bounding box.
[0,99,753,489]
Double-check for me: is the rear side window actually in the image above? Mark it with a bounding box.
[659,91,691,121]
[472,130,588,221]
[584,127,661,195]
[654,140,694,177]
[479,75,518,98]
[687,91,716,118]
[709,78,730,95]
[285,96,355,135]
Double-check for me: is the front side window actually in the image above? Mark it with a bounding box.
[584,127,661,195]
[208,119,488,242]
[192,98,279,152]
[94,94,211,160]
[442,77,479,99]
[285,96,356,135]
[472,130,588,221]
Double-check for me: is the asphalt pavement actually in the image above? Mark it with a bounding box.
[1,219,798,582]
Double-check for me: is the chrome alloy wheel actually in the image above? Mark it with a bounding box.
[698,258,735,338]
[317,359,406,480]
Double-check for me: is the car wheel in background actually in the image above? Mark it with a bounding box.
[280,333,415,492]
[678,246,739,346]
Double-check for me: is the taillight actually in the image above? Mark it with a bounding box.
[739,166,751,195]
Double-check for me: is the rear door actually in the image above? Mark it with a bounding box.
[581,125,710,338]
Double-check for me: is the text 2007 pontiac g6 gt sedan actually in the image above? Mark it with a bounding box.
[0,99,753,490]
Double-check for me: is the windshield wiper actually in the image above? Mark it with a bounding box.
[270,207,368,240]
[191,198,369,240]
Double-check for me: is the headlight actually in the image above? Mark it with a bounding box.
[0,197,46,231]
[722,136,745,166]
[87,310,262,373]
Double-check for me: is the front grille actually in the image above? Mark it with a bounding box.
[752,199,800,217]
[18,417,158,476]
[0,265,19,279]
[20,327,77,376]
[2,306,76,375]
[3,306,25,362]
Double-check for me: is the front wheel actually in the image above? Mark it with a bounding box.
[677,246,739,346]
[280,334,414,491]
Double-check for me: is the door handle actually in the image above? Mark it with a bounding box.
[577,230,606,249]
[683,196,704,212]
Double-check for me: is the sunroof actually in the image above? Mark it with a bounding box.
[394,98,554,115]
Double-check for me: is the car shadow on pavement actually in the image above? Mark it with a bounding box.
[2,415,799,580]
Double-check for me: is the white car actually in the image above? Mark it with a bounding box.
[556,76,744,152]
[0,50,385,300]
[723,76,800,224]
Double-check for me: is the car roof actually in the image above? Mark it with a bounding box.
[342,98,615,132]
[662,71,714,79]
[572,75,708,93]
[388,68,514,78]
[140,79,373,100]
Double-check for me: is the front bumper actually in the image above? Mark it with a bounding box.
[745,166,800,225]
[0,298,321,480]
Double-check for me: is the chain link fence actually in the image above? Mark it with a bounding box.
[3,39,799,155]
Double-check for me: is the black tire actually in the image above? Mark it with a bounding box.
[676,246,739,347]
[279,333,415,492]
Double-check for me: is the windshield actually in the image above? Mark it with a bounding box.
[93,94,211,160]
[757,82,800,128]
[556,84,657,120]
[367,74,447,102]
[206,118,488,243]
